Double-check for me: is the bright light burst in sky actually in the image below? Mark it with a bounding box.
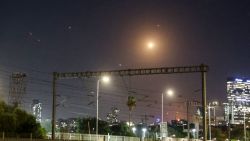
[147,42,155,49]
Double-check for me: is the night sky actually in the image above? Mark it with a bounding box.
[0,1,250,122]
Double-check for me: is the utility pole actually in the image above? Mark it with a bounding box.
[228,103,231,141]
[187,101,190,140]
[244,110,246,141]
[201,64,207,141]
[96,79,100,141]
[52,72,57,140]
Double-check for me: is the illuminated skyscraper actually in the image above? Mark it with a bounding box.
[225,78,250,124]
[32,99,42,123]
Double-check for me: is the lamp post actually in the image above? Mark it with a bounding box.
[244,110,246,141]
[142,128,147,141]
[211,101,218,126]
[208,103,211,141]
[241,106,247,141]
[192,129,196,139]
[161,89,174,140]
[208,101,218,140]
[186,100,190,140]
[132,127,136,134]
[96,76,110,141]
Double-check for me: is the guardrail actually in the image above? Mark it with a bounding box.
[0,132,205,141]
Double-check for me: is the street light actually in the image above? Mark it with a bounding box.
[172,90,200,140]
[208,103,212,141]
[167,89,174,97]
[192,129,196,139]
[132,127,136,133]
[240,107,247,141]
[243,110,246,141]
[96,75,110,141]
[208,101,219,140]
[142,128,147,141]
[161,89,174,139]
[102,76,110,83]
[142,128,147,132]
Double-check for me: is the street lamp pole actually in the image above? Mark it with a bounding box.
[161,90,174,139]
[201,67,207,141]
[96,76,110,141]
[52,72,57,140]
[208,103,211,140]
[161,93,168,138]
[187,101,190,140]
[96,79,100,141]
[208,101,218,140]
[162,93,164,124]
[213,107,216,126]
[244,110,246,141]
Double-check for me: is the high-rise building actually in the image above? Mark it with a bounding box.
[224,77,250,124]
[8,72,27,107]
[56,118,77,133]
[32,99,42,123]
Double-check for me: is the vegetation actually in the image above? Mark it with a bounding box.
[109,122,134,136]
[168,125,186,138]
[77,117,134,136]
[74,116,250,140]
[0,101,45,138]
[40,119,51,133]
[77,117,110,134]
[127,96,136,127]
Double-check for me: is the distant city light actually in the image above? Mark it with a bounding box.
[226,77,250,124]
[156,118,161,123]
[235,78,243,82]
[126,122,134,126]
[132,127,136,132]
[212,101,219,106]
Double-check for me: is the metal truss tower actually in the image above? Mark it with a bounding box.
[8,72,27,107]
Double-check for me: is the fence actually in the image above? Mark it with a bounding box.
[0,133,141,141]
[54,133,140,141]
[0,133,204,141]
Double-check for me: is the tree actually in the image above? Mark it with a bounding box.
[230,126,244,140]
[211,127,227,140]
[0,101,45,138]
[109,122,134,136]
[77,117,110,134]
[41,119,51,133]
[77,117,134,136]
[167,125,186,138]
[127,96,136,127]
